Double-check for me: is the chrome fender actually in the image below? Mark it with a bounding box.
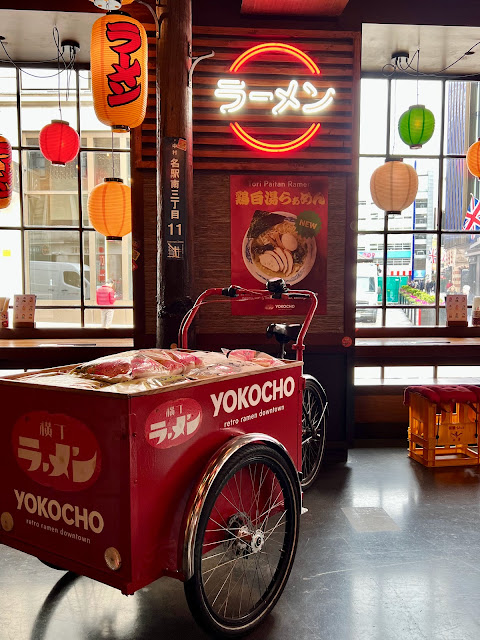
[182,432,300,580]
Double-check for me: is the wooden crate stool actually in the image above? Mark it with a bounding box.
[404,385,480,467]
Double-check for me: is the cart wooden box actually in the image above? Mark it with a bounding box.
[405,385,480,467]
[0,361,303,594]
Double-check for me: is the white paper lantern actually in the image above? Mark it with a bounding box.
[370,159,418,214]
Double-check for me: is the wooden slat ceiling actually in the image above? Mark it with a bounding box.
[241,0,350,17]
[192,26,360,173]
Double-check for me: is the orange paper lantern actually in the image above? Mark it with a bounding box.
[0,134,12,210]
[466,138,480,179]
[91,11,148,132]
[88,177,132,240]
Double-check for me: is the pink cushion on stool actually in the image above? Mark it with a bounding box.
[404,384,479,409]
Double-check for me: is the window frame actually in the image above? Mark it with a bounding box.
[0,63,134,337]
[356,74,480,337]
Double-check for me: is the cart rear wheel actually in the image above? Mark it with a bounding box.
[301,375,328,490]
[39,560,67,571]
[184,444,300,637]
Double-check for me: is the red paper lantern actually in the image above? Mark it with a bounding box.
[0,134,12,210]
[39,120,80,166]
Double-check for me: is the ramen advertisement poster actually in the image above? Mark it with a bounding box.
[230,175,328,316]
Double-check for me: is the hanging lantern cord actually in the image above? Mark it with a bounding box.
[112,131,115,179]
[416,49,420,104]
[55,27,63,121]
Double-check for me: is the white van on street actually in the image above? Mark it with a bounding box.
[29,261,91,301]
[356,261,379,323]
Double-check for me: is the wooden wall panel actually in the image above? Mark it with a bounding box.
[192,26,359,173]
[193,173,346,335]
[131,24,157,170]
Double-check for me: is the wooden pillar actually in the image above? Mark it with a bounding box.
[156,0,193,348]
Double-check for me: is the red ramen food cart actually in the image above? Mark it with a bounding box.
[0,284,325,637]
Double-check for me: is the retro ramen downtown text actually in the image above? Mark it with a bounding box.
[230,174,328,316]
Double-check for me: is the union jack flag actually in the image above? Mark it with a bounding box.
[428,248,436,264]
[463,195,480,231]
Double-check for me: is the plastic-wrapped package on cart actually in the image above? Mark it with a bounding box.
[224,348,285,368]
[142,349,203,372]
[100,374,190,394]
[186,360,264,381]
[13,348,286,393]
[71,352,167,382]
[20,370,109,390]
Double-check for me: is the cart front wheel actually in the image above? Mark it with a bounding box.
[301,374,328,490]
[184,444,300,637]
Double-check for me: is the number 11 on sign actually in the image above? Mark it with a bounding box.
[168,223,182,235]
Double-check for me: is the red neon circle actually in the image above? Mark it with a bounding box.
[231,122,321,153]
[230,43,320,75]
[228,43,321,153]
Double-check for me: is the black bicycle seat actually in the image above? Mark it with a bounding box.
[266,323,302,344]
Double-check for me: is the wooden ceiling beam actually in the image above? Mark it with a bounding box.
[241,0,350,17]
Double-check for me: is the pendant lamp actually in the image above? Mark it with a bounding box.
[370,159,418,215]
[88,177,132,240]
[398,104,435,149]
[39,120,80,166]
[466,138,480,179]
[91,11,148,132]
[0,134,12,210]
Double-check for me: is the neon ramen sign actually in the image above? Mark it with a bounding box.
[214,43,335,153]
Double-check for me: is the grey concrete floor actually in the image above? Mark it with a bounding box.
[1,448,480,640]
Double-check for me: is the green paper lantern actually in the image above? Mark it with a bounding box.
[398,104,435,149]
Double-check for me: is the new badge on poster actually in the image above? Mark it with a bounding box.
[230,175,328,315]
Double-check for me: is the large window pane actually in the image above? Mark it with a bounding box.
[25,231,82,305]
[440,233,475,302]
[444,81,480,156]
[83,231,133,305]
[0,67,133,332]
[22,150,78,226]
[20,68,77,144]
[79,72,130,150]
[389,79,442,156]
[359,79,388,155]
[34,308,81,328]
[387,233,437,305]
[356,234,383,327]
[0,68,18,146]
[389,158,439,231]
[0,230,22,303]
[385,307,436,327]
[358,157,386,231]
[442,157,474,231]
[81,151,131,227]
[1,150,21,227]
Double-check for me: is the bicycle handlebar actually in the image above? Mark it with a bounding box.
[179,285,318,362]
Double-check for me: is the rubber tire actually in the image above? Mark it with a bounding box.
[39,560,67,571]
[301,374,328,490]
[184,444,300,638]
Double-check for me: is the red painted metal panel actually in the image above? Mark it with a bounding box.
[0,362,302,594]
[129,363,303,588]
[241,0,350,16]
[0,385,134,592]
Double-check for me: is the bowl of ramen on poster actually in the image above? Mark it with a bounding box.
[242,210,317,285]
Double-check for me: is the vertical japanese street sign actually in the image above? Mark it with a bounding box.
[163,137,187,260]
